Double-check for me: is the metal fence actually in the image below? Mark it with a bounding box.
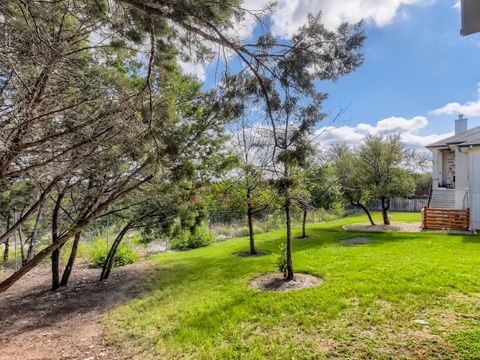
[209,198,428,227]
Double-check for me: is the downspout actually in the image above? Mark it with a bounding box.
[462,146,469,209]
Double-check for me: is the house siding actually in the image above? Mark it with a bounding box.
[469,148,480,230]
[432,149,441,187]
[455,146,468,209]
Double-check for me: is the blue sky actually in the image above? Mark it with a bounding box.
[321,0,480,141]
[182,0,480,149]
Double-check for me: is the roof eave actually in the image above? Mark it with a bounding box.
[458,143,480,148]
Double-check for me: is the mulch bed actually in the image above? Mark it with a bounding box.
[344,222,472,234]
[250,272,322,291]
[344,222,423,232]
[232,250,270,257]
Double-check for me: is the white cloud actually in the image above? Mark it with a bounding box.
[229,0,271,40]
[269,0,427,37]
[178,0,430,79]
[430,83,480,117]
[313,115,453,149]
[177,59,207,81]
[234,0,428,40]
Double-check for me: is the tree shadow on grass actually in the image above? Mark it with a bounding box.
[460,234,480,243]
[288,224,478,253]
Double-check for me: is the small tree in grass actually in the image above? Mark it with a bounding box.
[299,161,343,238]
[230,117,276,255]
[358,135,416,225]
[331,144,376,225]
[235,16,366,280]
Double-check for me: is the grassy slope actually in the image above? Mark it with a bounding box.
[104,212,480,359]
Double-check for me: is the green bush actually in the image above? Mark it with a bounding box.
[130,233,152,245]
[168,228,191,250]
[169,223,212,250]
[275,242,288,278]
[89,239,138,268]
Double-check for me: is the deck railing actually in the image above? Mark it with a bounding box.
[423,207,470,231]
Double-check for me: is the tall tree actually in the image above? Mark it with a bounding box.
[257,19,364,280]
[229,117,274,254]
[1,1,365,293]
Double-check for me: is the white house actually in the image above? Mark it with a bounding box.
[427,115,480,230]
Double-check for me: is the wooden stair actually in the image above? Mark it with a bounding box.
[429,189,456,209]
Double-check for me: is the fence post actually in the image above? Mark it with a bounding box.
[422,207,426,229]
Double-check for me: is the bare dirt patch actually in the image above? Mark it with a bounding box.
[232,250,270,257]
[341,237,370,245]
[0,261,154,360]
[250,272,322,291]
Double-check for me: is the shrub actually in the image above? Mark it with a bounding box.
[130,233,143,245]
[169,223,212,250]
[130,232,155,245]
[168,228,192,250]
[331,203,345,218]
[89,239,138,268]
[275,243,288,278]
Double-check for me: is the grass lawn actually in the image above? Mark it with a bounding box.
[104,212,480,359]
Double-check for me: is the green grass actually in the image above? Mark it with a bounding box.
[104,212,480,359]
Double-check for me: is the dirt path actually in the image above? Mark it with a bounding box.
[0,261,153,360]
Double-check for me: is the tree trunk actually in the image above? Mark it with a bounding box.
[359,203,375,226]
[246,189,257,255]
[26,199,46,262]
[0,174,152,294]
[284,192,294,280]
[51,188,67,290]
[284,163,294,280]
[60,232,81,287]
[247,208,256,255]
[18,226,25,264]
[3,240,8,262]
[51,247,61,290]
[381,198,390,225]
[350,198,375,226]
[301,208,307,238]
[3,217,10,262]
[100,223,132,281]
